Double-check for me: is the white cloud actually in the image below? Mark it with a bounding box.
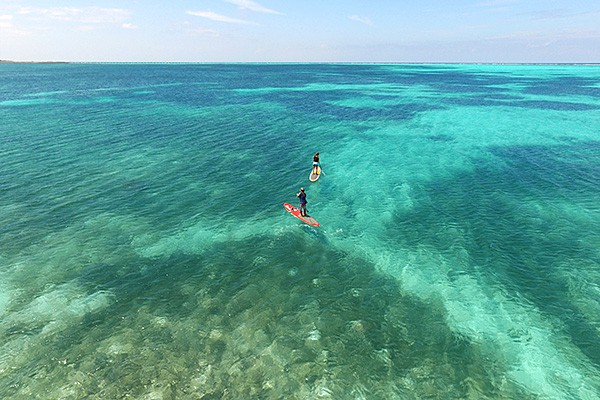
[186,10,254,24]
[349,15,373,26]
[224,0,284,15]
[0,14,13,29]
[0,13,28,36]
[476,0,518,7]
[193,27,220,36]
[180,21,220,36]
[0,14,12,24]
[16,6,130,24]
[493,28,600,41]
[122,23,137,29]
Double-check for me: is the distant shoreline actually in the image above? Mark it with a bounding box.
[1,59,598,66]
[0,60,69,64]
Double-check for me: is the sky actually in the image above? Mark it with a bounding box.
[1,0,599,63]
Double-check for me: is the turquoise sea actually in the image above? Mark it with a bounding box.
[1,63,600,399]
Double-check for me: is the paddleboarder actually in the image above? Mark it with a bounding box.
[311,152,320,175]
[296,187,308,216]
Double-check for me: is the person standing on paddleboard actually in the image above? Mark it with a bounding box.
[312,152,320,175]
[297,187,308,216]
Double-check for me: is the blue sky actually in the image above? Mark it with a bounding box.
[1,0,599,62]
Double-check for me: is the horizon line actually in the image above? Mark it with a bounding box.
[2,60,600,66]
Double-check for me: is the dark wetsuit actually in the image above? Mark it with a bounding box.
[297,191,307,216]
[312,154,320,175]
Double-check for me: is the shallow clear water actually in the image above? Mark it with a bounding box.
[1,63,600,399]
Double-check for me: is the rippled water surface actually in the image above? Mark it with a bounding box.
[1,63,600,399]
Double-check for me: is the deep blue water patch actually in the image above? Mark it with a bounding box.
[386,140,600,366]
[523,76,600,98]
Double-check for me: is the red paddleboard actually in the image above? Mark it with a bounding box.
[283,203,320,227]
